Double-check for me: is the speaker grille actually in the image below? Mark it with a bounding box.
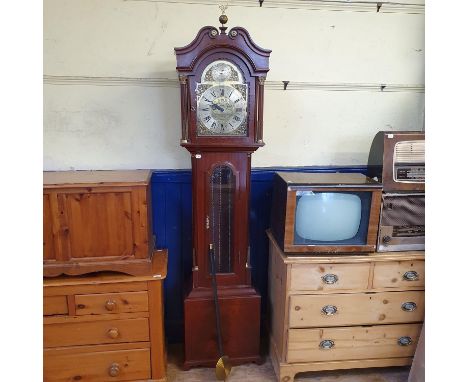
[381,194,425,227]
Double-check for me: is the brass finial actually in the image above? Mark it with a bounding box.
[219,3,228,15]
[219,14,228,26]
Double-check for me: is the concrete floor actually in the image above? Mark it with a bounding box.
[166,346,410,382]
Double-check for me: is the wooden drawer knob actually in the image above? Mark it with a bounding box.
[403,271,419,281]
[108,362,120,377]
[107,328,120,339]
[105,299,117,311]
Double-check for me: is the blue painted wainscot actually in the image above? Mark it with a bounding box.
[151,166,369,343]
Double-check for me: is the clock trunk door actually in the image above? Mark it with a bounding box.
[195,152,250,288]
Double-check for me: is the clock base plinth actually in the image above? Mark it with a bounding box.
[183,286,261,370]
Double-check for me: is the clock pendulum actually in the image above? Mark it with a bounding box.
[174,9,271,369]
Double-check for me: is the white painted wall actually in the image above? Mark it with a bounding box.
[44,0,425,170]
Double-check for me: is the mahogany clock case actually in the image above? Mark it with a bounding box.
[43,170,155,277]
[175,23,271,368]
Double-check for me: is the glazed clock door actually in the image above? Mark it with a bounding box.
[195,152,250,288]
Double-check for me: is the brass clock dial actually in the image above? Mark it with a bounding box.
[196,60,248,136]
[197,85,247,134]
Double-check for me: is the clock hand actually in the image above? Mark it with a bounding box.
[211,104,225,112]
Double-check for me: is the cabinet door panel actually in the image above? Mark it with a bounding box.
[64,191,134,258]
[193,152,250,288]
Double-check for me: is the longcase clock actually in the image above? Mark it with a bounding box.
[175,15,271,368]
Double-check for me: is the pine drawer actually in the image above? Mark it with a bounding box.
[287,323,422,363]
[75,291,149,315]
[44,344,151,382]
[373,260,425,289]
[44,296,68,316]
[290,263,370,292]
[44,317,149,348]
[289,291,424,328]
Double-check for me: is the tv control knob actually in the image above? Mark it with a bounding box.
[382,235,392,244]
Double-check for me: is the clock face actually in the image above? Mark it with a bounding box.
[196,60,248,136]
[197,85,247,134]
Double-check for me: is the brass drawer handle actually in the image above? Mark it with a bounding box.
[108,362,120,377]
[403,271,419,281]
[319,340,335,349]
[105,299,117,311]
[401,302,417,312]
[322,274,339,284]
[321,305,338,316]
[107,328,120,339]
[398,336,413,346]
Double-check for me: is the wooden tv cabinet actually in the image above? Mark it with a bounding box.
[43,170,155,277]
[43,250,168,382]
[267,231,425,382]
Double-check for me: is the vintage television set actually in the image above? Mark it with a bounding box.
[367,131,425,252]
[271,172,382,254]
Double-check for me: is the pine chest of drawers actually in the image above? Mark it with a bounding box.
[267,231,425,382]
[44,250,167,382]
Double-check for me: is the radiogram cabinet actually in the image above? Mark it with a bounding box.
[43,170,154,277]
[267,231,425,382]
[43,250,168,382]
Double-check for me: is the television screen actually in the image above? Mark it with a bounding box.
[294,191,372,245]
